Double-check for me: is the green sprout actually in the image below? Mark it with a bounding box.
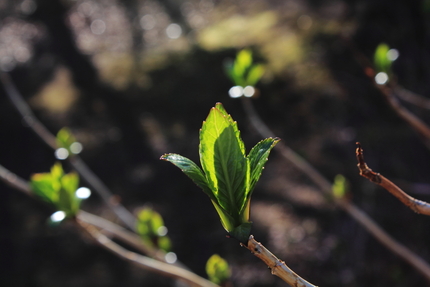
[56,127,83,159]
[161,103,279,244]
[30,162,81,217]
[136,207,172,252]
[206,254,231,285]
[225,49,265,97]
[332,174,347,199]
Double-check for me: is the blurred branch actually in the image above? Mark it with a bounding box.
[77,220,219,287]
[395,87,430,110]
[0,72,136,231]
[0,163,218,287]
[381,85,430,147]
[356,143,430,216]
[240,97,430,282]
[245,235,317,287]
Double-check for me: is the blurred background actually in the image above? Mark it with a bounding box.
[1,0,430,286]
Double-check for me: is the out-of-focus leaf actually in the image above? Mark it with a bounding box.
[30,163,81,217]
[206,254,231,284]
[136,208,171,252]
[374,43,391,74]
[332,174,347,199]
[56,127,76,150]
[246,64,265,86]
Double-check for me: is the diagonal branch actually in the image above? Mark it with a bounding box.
[241,97,430,282]
[0,163,218,287]
[0,72,136,231]
[356,142,430,216]
[244,236,317,287]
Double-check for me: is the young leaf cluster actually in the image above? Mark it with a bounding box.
[205,254,230,285]
[161,103,279,243]
[225,49,265,88]
[136,207,171,252]
[30,162,81,217]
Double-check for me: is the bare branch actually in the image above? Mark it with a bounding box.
[244,236,317,287]
[356,143,430,216]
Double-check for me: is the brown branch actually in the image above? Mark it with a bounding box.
[241,97,430,282]
[0,72,136,231]
[244,236,317,287]
[356,143,430,216]
[394,87,430,110]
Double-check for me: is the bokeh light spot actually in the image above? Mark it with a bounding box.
[387,49,399,61]
[70,142,83,154]
[140,15,156,30]
[166,23,182,39]
[375,72,388,85]
[55,148,69,160]
[243,86,255,97]
[228,86,243,98]
[91,19,106,35]
[157,226,168,236]
[51,211,66,222]
[76,187,91,199]
[165,252,177,264]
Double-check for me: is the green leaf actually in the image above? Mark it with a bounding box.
[200,105,249,215]
[206,254,231,284]
[160,153,215,201]
[56,127,76,150]
[247,138,280,195]
[246,64,265,86]
[30,173,59,204]
[60,172,80,215]
[136,208,171,252]
[374,43,391,73]
[332,174,347,199]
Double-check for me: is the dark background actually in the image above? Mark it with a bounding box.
[1,0,430,286]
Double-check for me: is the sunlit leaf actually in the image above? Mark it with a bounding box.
[200,105,249,214]
[206,254,231,285]
[136,208,171,252]
[247,138,280,196]
[30,173,59,204]
[160,153,215,200]
[161,103,279,244]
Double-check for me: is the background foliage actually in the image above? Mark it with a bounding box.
[1,0,430,286]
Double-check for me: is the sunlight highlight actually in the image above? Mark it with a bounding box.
[76,187,91,199]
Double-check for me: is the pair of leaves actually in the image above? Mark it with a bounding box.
[225,49,265,87]
[161,103,279,243]
[136,207,171,252]
[30,162,81,217]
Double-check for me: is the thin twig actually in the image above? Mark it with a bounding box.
[0,163,217,287]
[244,236,317,287]
[381,86,430,146]
[0,72,136,230]
[356,143,430,216]
[241,97,430,282]
[394,86,430,110]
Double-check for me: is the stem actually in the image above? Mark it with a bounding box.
[244,236,317,287]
